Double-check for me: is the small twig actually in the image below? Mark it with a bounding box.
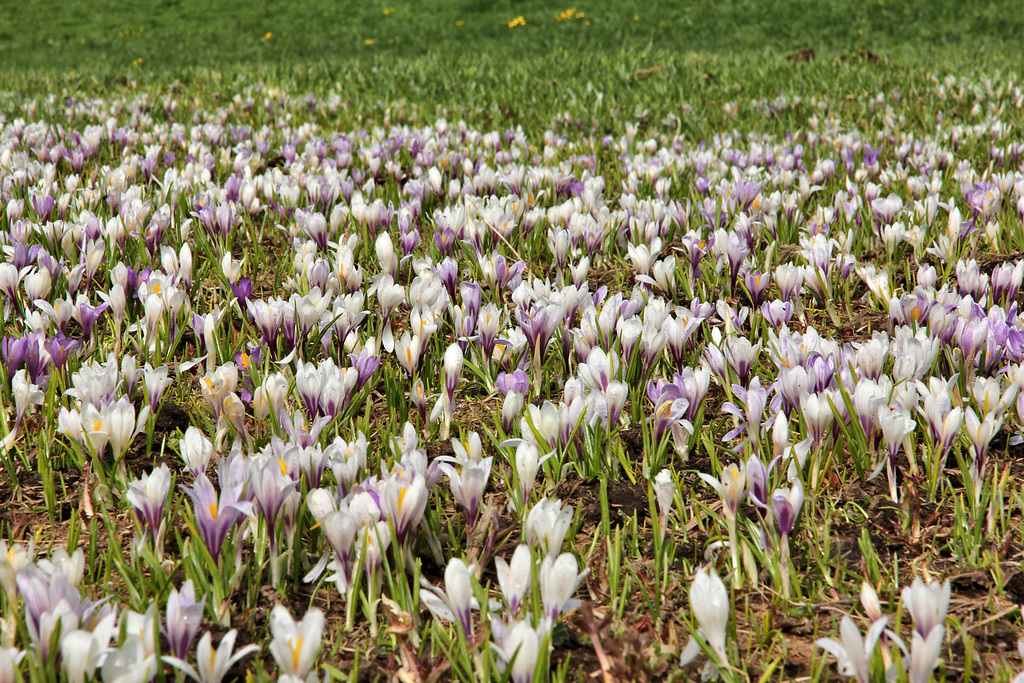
[949,605,1020,645]
[80,461,95,519]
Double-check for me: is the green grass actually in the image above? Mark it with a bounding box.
[3,1,1023,144]
[3,0,1022,75]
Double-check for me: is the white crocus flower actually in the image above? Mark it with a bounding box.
[269,604,324,681]
[162,630,260,683]
[524,498,574,557]
[495,544,532,615]
[680,566,730,673]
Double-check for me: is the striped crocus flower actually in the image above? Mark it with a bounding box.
[181,474,252,563]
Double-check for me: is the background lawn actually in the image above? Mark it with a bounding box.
[2,0,1023,140]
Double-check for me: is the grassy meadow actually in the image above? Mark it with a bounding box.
[1,2,1024,683]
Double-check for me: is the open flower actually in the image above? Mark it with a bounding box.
[162,629,259,683]
[816,615,887,683]
[269,604,324,681]
[698,463,745,518]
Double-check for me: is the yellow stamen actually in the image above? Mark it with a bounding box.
[208,503,218,520]
[93,419,102,431]
[279,458,288,475]
[398,487,407,512]
[292,637,303,672]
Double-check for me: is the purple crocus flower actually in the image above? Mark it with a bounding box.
[436,257,459,300]
[162,580,205,659]
[743,269,771,307]
[348,347,382,391]
[126,464,172,547]
[761,299,794,328]
[771,479,804,537]
[182,474,252,563]
[496,370,530,397]
[231,277,253,307]
[252,459,300,555]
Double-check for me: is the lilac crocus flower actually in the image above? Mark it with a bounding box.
[770,479,804,537]
[723,377,768,445]
[252,459,300,554]
[126,464,172,549]
[348,346,382,391]
[441,457,492,526]
[76,300,108,339]
[181,474,252,563]
[760,299,794,329]
[743,269,771,307]
[162,580,205,659]
[378,475,427,547]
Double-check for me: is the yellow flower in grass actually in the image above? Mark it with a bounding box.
[507,16,525,28]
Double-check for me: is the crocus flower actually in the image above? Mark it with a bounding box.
[653,469,675,541]
[722,377,767,445]
[441,457,493,526]
[878,407,915,502]
[0,648,26,683]
[524,498,574,557]
[61,616,116,683]
[771,478,804,598]
[162,630,259,683]
[178,426,214,477]
[252,458,300,555]
[378,475,427,547]
[162,580,205,660]
[431,343,464,439]
[770,479,804,537]
[420,558,479,637]
[100,635,156,683]
[491,618,545,683]
[513,441,549,511]
[181,474,253,563]
[963,407,1001,490]
[495,544,532,616]
[901,578,950,640]
[815,615,887,683]
[539,552,589,621]
[126,464,172,553]
[698,463,746,519]
[908,628,945,683]
[269,604,324,681]
[698,462,746,587]
[680,566,730,672]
